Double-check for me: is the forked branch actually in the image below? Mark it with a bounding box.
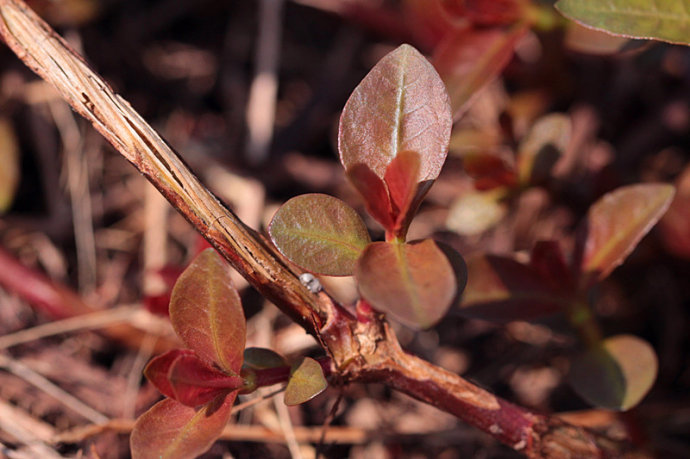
[0,1,643,456]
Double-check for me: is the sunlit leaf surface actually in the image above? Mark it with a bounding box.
[556,0,690,45]
[130,394,235,459]
[284,357,328,406]
[269,193,371,275]
[339,44,452,185]
[578,184,674,286]
[569,334,658,410]
[170,249,246,374]
[355,240,457,329]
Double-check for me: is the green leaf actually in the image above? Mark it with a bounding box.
[243,348,288,370]
[338,44,452,188]
[433,25,527,119]
[556,0,690,46]
[459,255,568,322]
[446,190,508,236]
[269,194,371,276]
[355,240,457,329]
[569,335,658,410]
[577,184,675,286]
[170,249,246,374]
[130,393,235,459]
[0,118,20,213]
[517,113,571,184]
[284,357,328,406]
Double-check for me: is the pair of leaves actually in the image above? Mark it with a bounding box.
[461,183,675,321]
[556,0,690,46]
[459,184,673,410]
[131,249,246,459]
[338,44,452,237]
[243,349,328,406]
[269,194,463,329]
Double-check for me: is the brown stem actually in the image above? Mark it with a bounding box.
[0,1,646,456]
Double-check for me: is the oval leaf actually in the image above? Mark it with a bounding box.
[284,357,328,406]
[131,393,235,459]
[460,255,568,322]
[433,25,527,119]
[556,0,690,46]
[243,347,288,370]
[517,113,571,184]
[355,240,457,329]
[170,248,246,374]
[569,335,658,411]
[577,184,675,286]
[269,194,371,276]
[338,44,452,184]
[145,350,243,407]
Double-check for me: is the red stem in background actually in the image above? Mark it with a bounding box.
[0,245,177,352]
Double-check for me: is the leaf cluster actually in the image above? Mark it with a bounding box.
[270,45,467,330]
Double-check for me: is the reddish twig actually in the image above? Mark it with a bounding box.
[0,246,177,353]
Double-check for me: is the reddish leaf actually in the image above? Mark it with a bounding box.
[440,0,528,26]
[384,150,422,233]
[170,249,246,374]
[284,357,328,406]
[347,164,395,230]
[355,240,457,329]
[437,241,469,297]
[130,393,235,459]
[517,113,571,185]
[145,350,243,407]
[530,241,574,292]
[433,25,527,119]
[338,44,452,189]
[459,255,568,322]
[577,184,675,286]
[269,194,371,276]
[462,152,518,191]
[569,335,658,411]
[659,165,690,259]
[243,348,288,370]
